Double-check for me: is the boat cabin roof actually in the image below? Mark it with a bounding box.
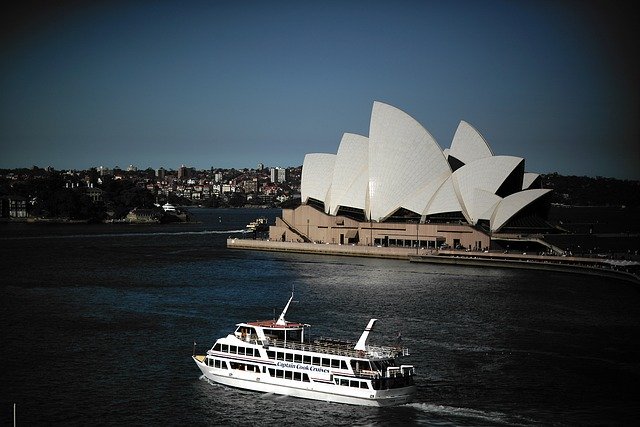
[239,320,306,329]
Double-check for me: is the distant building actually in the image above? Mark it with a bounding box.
[8,196,27,218]
[242,178,259,193]
[85,187,104,203]
[156,167,166,180]
[97,166,112,176]
[270,167,288,183]
[178,165,195,180]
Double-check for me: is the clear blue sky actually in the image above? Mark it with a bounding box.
[1,0,638,179]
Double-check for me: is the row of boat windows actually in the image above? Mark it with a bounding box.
[334,378,369,389]
[205,357,411,391]
[266,351,348,370]
[206,358,227,369]
[211,343,350,371]
[267,368,311,382]
[205,358,311,383]
[207,358,261,373]
[213,343,258,357]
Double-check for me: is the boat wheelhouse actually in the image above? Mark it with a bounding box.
[192,293,416,406]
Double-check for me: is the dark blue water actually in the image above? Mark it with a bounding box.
[1,208,638,426]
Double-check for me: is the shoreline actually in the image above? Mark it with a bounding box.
[227,238,640,285]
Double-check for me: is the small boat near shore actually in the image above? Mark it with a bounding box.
[245,217,268,232]
[192,293,416,406]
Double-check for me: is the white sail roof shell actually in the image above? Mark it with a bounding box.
[470,189,502,223]
[522,172,540,190]
[448,120,493,165]
[423,175,464,217]
[327,133,369,215]
[300,153,336,207]
[491,188,552,232]
[402,170,450,216]
[368,101,450,221]
[452,156,523,224]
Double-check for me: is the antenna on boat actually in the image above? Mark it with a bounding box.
[354,318,377,351]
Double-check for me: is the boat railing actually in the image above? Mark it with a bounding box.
[263,338,408,359]
[354,369,380,379]
[353,365,415,380]
[265,338,360,357]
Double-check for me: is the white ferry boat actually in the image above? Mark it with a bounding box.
[192,293,416,406]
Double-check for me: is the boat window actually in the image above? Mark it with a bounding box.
[294,372,301,381]
[321,358,330,367]
[268,329,285,341]
[276,370,284,378]
[285,353,293,362]
[213,343,222,351]
[267,351,275,359]
[229,362,242,370]
[302,373,310,382]
[350,380,359,388]
[237,347,245,356]
[340,379,349,386]
[288,330,300,341]
[360,381,368,389]
[312,357,320,366]
[276,352,284,361]
[303,355,311,364]
[294,354,302,363]
[221,344,228,353]
[331,359,340,368]
[268,368,275,377]
[341,361,348,370]
[230,345,237,354]
[285,371,292,380]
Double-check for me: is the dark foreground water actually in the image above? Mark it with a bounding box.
[1,208,639,426]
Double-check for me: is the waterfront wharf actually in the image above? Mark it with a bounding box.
[227,238,639,285]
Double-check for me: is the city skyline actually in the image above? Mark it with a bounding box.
[1,1,638,179]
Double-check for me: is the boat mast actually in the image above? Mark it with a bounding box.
[276,292,294,326]
[354,318,378,351]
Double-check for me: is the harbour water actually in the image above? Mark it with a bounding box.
[1,208,638,425]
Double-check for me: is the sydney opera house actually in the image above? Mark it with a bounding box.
[269,101,554,252]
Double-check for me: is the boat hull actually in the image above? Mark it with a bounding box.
[193,356,415,407]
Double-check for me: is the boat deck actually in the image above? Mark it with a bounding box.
[258,337,405,359]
